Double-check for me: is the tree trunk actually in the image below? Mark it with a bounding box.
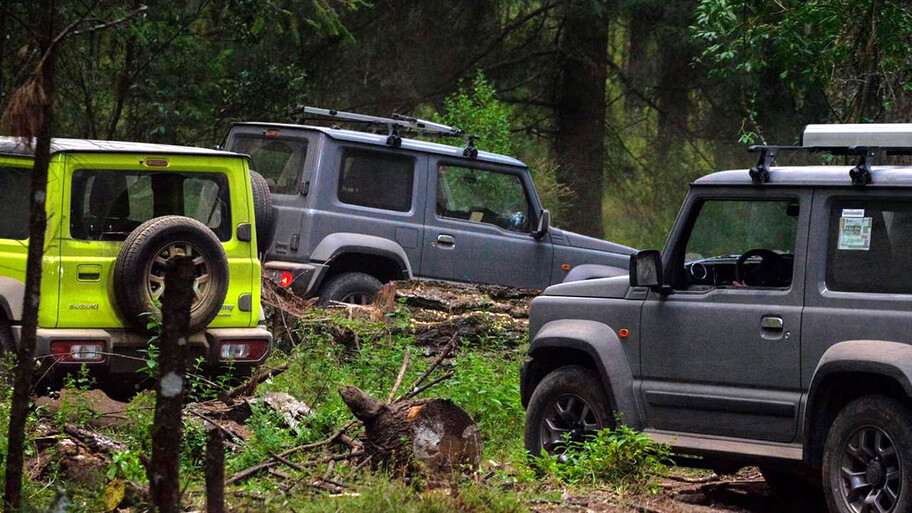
[205,427,225,513]
[339,386,481,475]
[3,0,57,509]
[148,256,195,513]
[553,0,610,238]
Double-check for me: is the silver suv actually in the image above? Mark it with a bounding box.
[224,108,633,303]
[522,124,912,513]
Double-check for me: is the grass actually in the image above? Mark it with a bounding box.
[0,303,674,512]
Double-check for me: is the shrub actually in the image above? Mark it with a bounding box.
[534,422,671,491]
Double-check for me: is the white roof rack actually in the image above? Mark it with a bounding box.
[803,124,912,148]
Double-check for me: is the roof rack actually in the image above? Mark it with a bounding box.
[292,106,481,157]
[746,124,912,186]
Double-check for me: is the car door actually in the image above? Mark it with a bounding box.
[638,187,810,443]
[419,157,552,288]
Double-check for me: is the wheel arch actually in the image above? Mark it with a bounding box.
[804,340,912,466]
[311,233,412,284]
[524,319,642,429]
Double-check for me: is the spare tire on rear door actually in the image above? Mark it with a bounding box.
[249,170,276,255]
[114,216,229,333]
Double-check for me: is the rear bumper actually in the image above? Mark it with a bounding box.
[13,325,273,375]
[263,260,328,296]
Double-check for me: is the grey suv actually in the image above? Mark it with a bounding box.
[223,108,633,303]
[522,124,912,512]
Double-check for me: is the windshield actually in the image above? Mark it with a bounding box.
[229,135,308,195]
[70,170,231,241]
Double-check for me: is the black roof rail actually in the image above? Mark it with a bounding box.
[292,106,481,156]
[746,144,912,186]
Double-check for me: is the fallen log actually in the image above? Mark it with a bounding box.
[338,386,481,475]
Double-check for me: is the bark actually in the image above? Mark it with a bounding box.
[339,386,481,475]
[553,0,610,238]
[106,0,141,139]
[3,0,56,509]
[205,427,225,513]
[148,256,195,513]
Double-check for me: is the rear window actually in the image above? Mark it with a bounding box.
[70,170,231,241]
[230,136,308,195]
[337,149,414,212]
[0,166,30,240]
[827,199,912,294]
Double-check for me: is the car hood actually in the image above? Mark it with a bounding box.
[551,228,635,255]
[541,274,631,298]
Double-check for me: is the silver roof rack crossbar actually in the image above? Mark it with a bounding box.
[292,106,480,156]
[746,124,912,186]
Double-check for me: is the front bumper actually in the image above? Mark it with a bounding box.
[13,325,273,375]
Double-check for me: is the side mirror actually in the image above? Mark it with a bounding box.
[533,209,551,239]
[630,249,663,289]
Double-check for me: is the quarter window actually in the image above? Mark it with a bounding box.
[827,199,912,294]
[230,136,308,195]
[0,166,30,240]
[71,170,231,241]
[337,150,414,212]
[436,165,532,233]
[682,199,799,289]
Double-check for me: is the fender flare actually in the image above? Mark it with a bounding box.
[528,319,642,428]
[310,233,412,279]
[0,276,24,322]
[805,340,912,439]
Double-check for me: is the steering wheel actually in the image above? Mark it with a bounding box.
[734,248,783,287]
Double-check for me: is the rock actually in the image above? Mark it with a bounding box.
[247,391,312,432]
[35,389,133,429]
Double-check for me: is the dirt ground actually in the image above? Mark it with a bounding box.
[531,467,825,513]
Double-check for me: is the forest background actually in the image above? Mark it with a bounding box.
[2,0,910,249]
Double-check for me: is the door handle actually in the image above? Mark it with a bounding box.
[436,234,455,247]
[761,316,784,330]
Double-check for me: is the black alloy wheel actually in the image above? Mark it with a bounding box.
[539,393,602,460]
[838,426,902,513]
[523,365,613,460]
[823,395,912,513]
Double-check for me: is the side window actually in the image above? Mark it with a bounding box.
[337,150,414,212]
[436,165,531,233]
[0,166,30,239]
[827,199,912,294]
[231,136,308,195]
[682,199,799,289]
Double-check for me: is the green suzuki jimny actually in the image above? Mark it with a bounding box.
[0,137,272,378]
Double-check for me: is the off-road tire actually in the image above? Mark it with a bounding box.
[0,315,15,353]
[823,395,912,513]
[317,272,382,306]
[249,170,276,255]
[524,365,614,459]
[114,216,229,333]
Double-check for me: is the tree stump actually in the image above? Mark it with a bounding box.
[338,386,481,475]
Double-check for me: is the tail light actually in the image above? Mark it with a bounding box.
[279,270,293,288]
[50,341,105,362]
[219,339,268,361]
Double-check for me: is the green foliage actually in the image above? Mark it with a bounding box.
[534,422,671,491]
[692,0,912,120]
[437,71,514,155]
[106,450,146,482]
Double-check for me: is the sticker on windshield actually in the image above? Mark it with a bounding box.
[838,216,872,251]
